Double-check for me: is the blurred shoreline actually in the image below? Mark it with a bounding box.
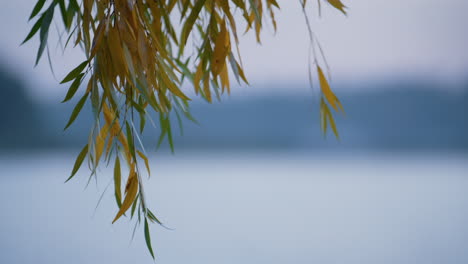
[1,66,467,152]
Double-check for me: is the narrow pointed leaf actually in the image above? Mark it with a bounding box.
[58,0,69,29]
[317,66,338,111]
[61,60,89,83]
[126,122,136,160]
[29,0,46,21]
[22,15,45,44]
[326,0,347,15]
[64,92,89,130]
[62,73,84,102]
[35,3,55,65]
[114,157,122,207]
[137,151,150,176]
[180,0,207,51]
[144,219,155,259]
[112,173,138,223]
[130,196,138,218]
[65,144,88,182]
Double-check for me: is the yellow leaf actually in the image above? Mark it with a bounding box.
[112,170,138,223]
[317,66,338,111]
[103,103,119,136]
[326,108,339,139]
[320,97,340,139]
[137,150,151,176]
[203,74,211,102]
[220,64,230,94]
[85,76,94,93]
[327,0,347,15]
[211,21,230,77]
[107,27,126,75]
[103,103,131,164]
[137,29,150,68]
[160,68,191,101]
[95,123,109,166]
[267,3,277,31]
[118,18,137,53]
[255,19,262,43]
[90,18,106,58]
[194,61,203,94]
[335,95,345,113]
[320,98,328,135]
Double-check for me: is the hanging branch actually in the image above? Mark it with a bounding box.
[23,0,347,258]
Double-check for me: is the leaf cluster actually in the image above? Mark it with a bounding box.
[24,0,347,258]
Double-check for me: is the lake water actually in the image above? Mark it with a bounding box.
[1,151,467,264]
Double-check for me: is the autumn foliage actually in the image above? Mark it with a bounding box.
[24,0,346,257]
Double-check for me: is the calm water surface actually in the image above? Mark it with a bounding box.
[0,151,467,264]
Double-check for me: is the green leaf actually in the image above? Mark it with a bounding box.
[166,117,174,153]
[114,156,122,207]
[90,76,100,120]
[180,0,207,52]
[22,14,45,45]
[39,5,54,41]
[58,0,69,29]
[65,0,79,28]
[228,53,248,84]
[69,0,79,9]
[138,97,146,134]
[29,0,46,21]
[35,37,48,66]
[64,92,89,130]
[126,122,136,160]
[144,219,155,259]
[147,209,164,226]
[65,5,76,28]
[130,195,138,219]
[130,99,145,115]
[156,114,174,153]
[61,60,89,83]
[156,118,167,150]
[62,73,84,103]
[139,113,146,134]
[174,108,184,136]
[135,79,161,113]
[35,3,56,65]
[65,144,88,182]
[157,0,178,44]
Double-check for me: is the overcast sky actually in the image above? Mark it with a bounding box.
[1,0,467,101]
